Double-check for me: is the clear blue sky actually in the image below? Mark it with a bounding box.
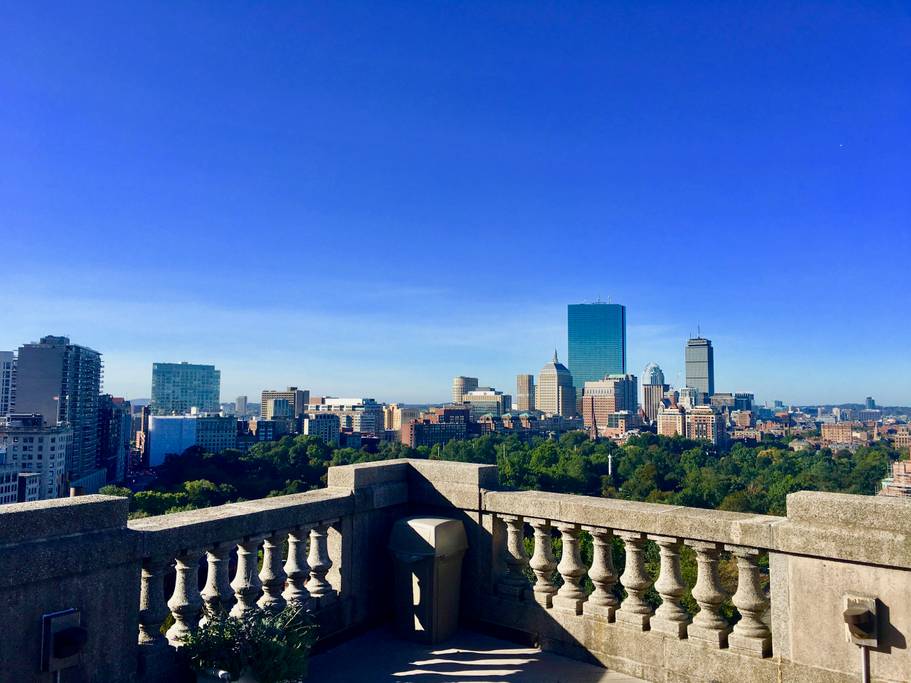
[1,2,909,405]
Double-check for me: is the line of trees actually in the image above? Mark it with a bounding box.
[101,431,902,519]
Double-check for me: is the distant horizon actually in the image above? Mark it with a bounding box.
[2,3,908,406]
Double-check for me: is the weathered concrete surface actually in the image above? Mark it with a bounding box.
[309,625,643,682]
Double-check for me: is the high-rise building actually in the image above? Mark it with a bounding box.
[384,404,420,431]
[536,351,575,417]
[0,414,71,499]
[462,388,512,420]
[261,387,310,419]
[196,416,238,454]
[151,362,221,415]
[581,374,638,436]
[516,374,535,412]
[685,337,715,397]
[13,335,103,484]
[686,406,726,445]
[734,393,754,412]
[0,351,15,416]
[567,302,627,394]
[641,363,668,424]
[451,376,479,404]
[678,386,701,410]
[98,395,132,483]
[302,413,341,446]
[147,416,198,467]
[642,383,670,424]
[865,396,876,410]
[307,398,384,435]
[657,406,687,438]
[235,395,248,418]
[643,363,665,386]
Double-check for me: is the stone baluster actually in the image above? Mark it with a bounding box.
[686,541,730,647]
[166,550,203,646]
[528,519,557,607]
[231,536,264,617]
[553,523,587,614]
[616,532,653,629]
[649,536,689,638]
[497,515,530,599]
[582,527,619,621]
[308,521,337,604]
[138,557,171,648]
[283,525,313,607]
[200,543,235,623]
[258,531,289,614]
[726,546,772,657]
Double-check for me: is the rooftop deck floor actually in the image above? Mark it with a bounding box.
[309,626,644,682]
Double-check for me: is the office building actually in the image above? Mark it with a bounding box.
[686,406,726,445]
[0,414,71,499]
[147,416,198,467]
[302,413,341,447]
[261,387,310,419]
[451,377,479,404]
[685,337,715,397]
[97,395,132,484]
[678,386,701,410]
[13,335,103,484]
[865,397,876,410]
[462,388,512,420]
[516,374,535,412]
[641,364,668,423]
[657,406,687,438]
[581,374,638,436]
[710,393,735,410]
[401,419,468,448]
[307,398,384,435]
[151,362,221,415]
[384,404,420,432]
[567,302,627,394]
[235,395,248,418]
[196,416,238,454]
[734,393,754,411]
[536,351,575,417]
[0,351,15,416]
[0,456,40,505]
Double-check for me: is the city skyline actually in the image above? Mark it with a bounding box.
[2,3,908,405]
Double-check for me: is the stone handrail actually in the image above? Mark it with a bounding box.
[1,458,909,683]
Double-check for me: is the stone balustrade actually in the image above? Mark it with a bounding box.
[1,458,909,683]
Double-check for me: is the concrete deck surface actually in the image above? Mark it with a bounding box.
[308,627,644,682]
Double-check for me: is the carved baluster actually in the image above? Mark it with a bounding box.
[166,550,203,646]
[200,543,234,624]
[553,523,587,614]
[583,527,619,621]
[528,519,557,607]
[231,536,264,617]
[308,521,337,604]
[727,546,772,657]
[616,532,653,629]
[649,536,689,638]
[283,524,313,607]
[497,515,530,599]
[139,557,171,648]
[258,531,289,614]
[686,541,730,647]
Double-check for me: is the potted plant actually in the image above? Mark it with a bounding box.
[180,604,318,683]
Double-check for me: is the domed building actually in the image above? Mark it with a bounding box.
[536,351,576,417]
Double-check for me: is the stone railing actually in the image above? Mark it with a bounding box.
[129,488,354,679]
[1,458,909,683]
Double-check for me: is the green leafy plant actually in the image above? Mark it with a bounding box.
[180,604,318,682]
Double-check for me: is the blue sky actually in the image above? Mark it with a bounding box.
[1,2,909,405]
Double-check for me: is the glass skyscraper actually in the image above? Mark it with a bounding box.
[567,302,627,391]
[151,362,221,415]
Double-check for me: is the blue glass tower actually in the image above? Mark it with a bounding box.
[567,303,627,391]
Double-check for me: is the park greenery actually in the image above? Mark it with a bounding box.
[101,431,902,519]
